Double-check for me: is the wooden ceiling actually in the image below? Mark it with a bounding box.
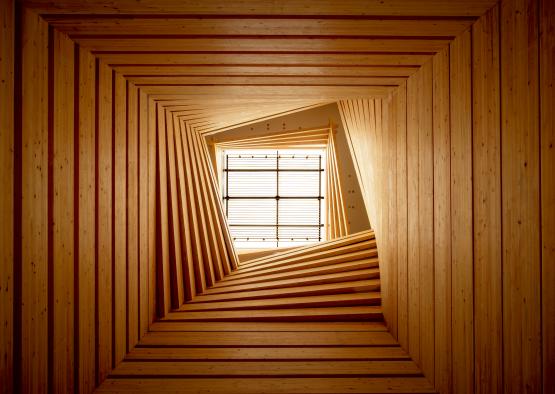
[24,0,498,135]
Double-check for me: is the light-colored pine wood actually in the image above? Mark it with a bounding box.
[431,47,452,394]
[449,30,474,393]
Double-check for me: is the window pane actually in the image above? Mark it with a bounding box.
[279,154,320,170]
[278,226,321,242]
[227,199,276,225]
[227,154,277,170]
[279,199,321,226]
[227,171,276,197]
[279,171,320,197]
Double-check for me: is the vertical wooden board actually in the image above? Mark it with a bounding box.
[155,104,171,316]
[113,73,127,365]
[0,0,14,390]
[77,46,96,393]
[96,61,113,384]
[188,127,224,281]
[165,110,185,308]
[406,70,420,365]
[386,93,398,340]
[432,47,452,394]
[180,121,208,290]
[417,60,434,382]
[472,6,502,394]
[126,83,139,350]
[148,98,157,322]
[173,116,196,300]
[449,30,474,394]
[541,0,555,389]
[20,9,49,392]
[501,0,542,392]
[138,89,149,336]
[395,83,409,351]
[52,30,75,394]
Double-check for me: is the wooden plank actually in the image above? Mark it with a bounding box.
[172,110,196,300]
[96,377,436,393]
[126,82,139,349]
[541,0,555,389]
[163,306,383,322]
[148,321,388,332]
[20,8,49,392]
[78,46,97,393]
[164,109,185,308]
[126,346,409,360]
[52,29,75,393]
[500,0,541,392]
[113,73,127,364]
[472,6,502,394]
[431,47,452,394]
[449,30,474,393]
[155,104,171,316]
[394,83,408,351]
[97,61,113,383]
[23,0,497,16]
[406,66,420,366]
[109,360,422,377]
[139,330,395,347]
[416,60,434,381]
[49,17,473,37]
[0,0,14,389]
[138,89,149,336]
[147,97,157,323]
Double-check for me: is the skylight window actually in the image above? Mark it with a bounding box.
[222,149,326,249]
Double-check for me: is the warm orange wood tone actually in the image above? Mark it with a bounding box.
[2,0,552,393]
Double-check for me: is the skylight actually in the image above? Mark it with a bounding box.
[222,149,327,249]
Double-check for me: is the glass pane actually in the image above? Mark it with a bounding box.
[227,199,276,226]
[279,171,320,197]
[279,154,321,170]
[227,171,276,197]
[279,199,321,226]
[227,154,277,170]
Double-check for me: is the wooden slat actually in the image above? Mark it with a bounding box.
[97,61,113,383]
[140,330,395,347]
[109,360,422,377]
[449,30,474,392]
[49,17,473,37]
[77,46,97,393]
[113,73,128,364]
[541,0,555,389]
[52,30,75,393]
[20,9,49,392]
[148,321,389,332]
[431,47,452,393]
[472,6,502,393]
[0,0,14,390]
[126,82,140,348]
[97,377,435,393]
[155,104,171,315]
[138,89,149,336]
[500,0,541,391]
[147,96,157,324]
[125,346,408,360]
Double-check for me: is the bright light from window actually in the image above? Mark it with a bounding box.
[222,149,327,249]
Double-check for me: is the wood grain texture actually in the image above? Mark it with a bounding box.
[431,47,452,394]
[472,6,502,393]
[449,29,474,394]
[501,0,542,392]
[20,9,49,392]
[0,0,14,390]
[96,61,113,384]
[540,0,555,390]
[78,47,97,393]
[52,30,75,393]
